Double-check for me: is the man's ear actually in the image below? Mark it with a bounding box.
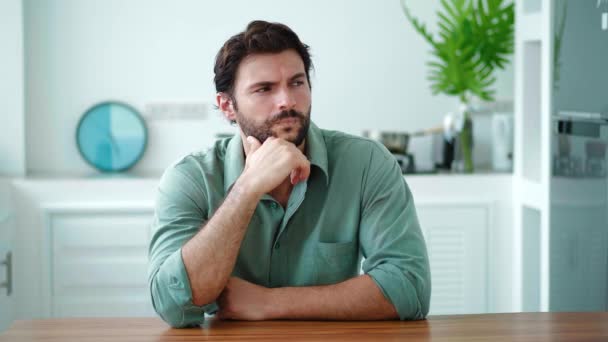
[216,92,237,122]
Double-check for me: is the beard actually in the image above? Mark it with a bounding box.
[236,106,311,146]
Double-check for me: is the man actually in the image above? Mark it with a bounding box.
[148,20,431,328]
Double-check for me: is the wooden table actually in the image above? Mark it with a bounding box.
[1,312,608,341]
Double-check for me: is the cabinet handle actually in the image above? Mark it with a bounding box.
[0,252,12,296]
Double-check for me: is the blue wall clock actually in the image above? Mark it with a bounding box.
[76,101,148,172]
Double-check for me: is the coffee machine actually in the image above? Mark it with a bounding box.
[362,131,416,173]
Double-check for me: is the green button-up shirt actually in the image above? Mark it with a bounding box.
[148,122,431,327]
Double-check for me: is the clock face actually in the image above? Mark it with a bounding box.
[76,102,148,172]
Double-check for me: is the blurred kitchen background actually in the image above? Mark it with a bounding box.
[1,0,607,333]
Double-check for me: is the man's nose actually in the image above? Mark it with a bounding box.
[276,87,296,111]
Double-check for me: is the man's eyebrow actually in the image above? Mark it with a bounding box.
[289,72,306,80]
[248,81,274,90]
[247,73,307,90]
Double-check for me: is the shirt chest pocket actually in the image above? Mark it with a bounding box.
[313,241,359,285]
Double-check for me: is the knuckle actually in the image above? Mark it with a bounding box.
[288,153,299,164]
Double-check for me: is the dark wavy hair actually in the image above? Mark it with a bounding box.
[213,20,313,109]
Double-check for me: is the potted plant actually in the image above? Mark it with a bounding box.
[400,0,514,172]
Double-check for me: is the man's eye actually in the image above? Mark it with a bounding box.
[255,87,270,93]
[291,80,304,87]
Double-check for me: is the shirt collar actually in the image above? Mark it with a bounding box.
[223,121,329,194]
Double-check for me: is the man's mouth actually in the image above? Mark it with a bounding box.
[275,117,299,125]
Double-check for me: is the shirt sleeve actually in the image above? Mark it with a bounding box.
[147,162,218,328]
[359,143,432,320]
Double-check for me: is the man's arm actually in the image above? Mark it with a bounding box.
[270,275,398,320]
[148,136,310,327]
[182,136,311,306]
[216,141,431,321]
[217,275,398,320]
[181,181,261,306]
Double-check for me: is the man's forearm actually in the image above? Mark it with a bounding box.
[182,179,261,306]
[267,275,398,320]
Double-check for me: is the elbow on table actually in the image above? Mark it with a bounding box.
[417,287,431,320]
[149,275,206,328]
[156,305,188,329]
[391,270,431,321]
[413,273,431,320]
[149,280,186,328]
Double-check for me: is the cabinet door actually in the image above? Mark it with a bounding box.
[50,211,154,317]
[416,204,488,315]
[550,202,608,312]
[0,180,15,332]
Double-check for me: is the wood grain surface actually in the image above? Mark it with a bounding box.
[1,312,608,341]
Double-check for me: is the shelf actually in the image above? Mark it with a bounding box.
[22,170,163,180]
[405,170,512,178]
[41,201,154,213]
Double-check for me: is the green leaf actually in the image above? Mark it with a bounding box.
[401,0,513,102]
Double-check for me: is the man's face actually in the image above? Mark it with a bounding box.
[228,49,312,146]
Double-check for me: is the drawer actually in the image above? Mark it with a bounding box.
[50,211,154,317]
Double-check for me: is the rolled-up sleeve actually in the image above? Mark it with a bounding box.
[359,144,431,320]
[148,163,218,328]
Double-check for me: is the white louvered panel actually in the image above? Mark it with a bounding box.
[428,228,466,314]
[417,204,488,315]
[51,211,154,317]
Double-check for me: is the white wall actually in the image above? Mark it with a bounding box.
[0,0,26,176]
[23,0,513,175]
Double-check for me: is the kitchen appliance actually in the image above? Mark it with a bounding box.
[549,0,608,312]
[364,125,448,174]
[432,134,455,170]
[362,131,416,173]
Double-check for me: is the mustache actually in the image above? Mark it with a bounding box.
[268,109,306,124]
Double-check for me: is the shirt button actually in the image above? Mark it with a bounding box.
[270,202,278,209]
[274,243,280,250]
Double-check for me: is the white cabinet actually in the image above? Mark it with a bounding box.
[49,210,154,317]
[407,174,514,314]
[10,175,514,319]
[417,204,488,315]
[45,201,489,318]
[11,178,158,319]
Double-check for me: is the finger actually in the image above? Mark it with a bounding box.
[290,169,299,185]
[302,161,311,181]
[246,136,262,154]
[296,159,311,183]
